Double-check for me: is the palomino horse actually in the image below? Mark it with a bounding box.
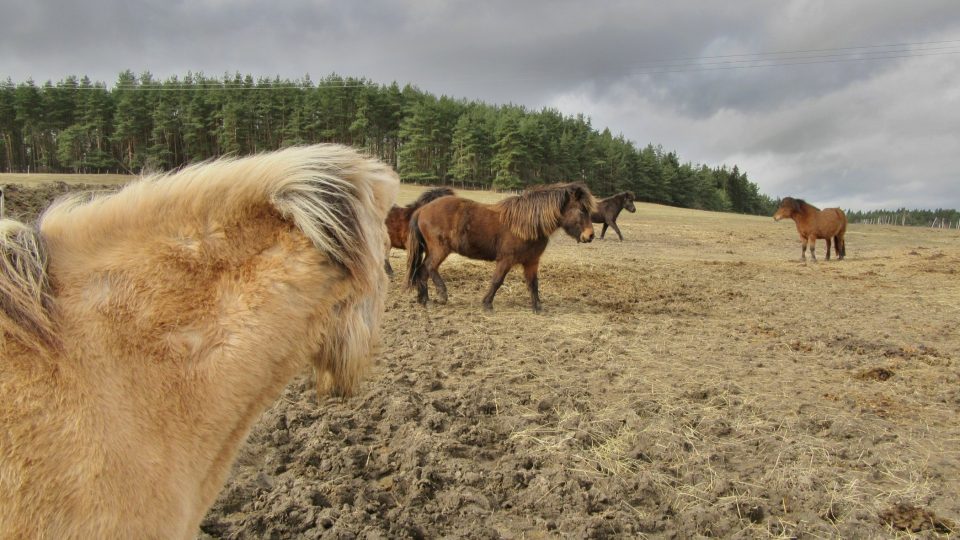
[383,187,454,275]
[406,182,596,312]
[591,191,636,241]
[0,145,398,539]
[774,196,847,261]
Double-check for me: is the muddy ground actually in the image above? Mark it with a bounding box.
[6,183,959,538]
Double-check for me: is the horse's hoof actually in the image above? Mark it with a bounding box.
[482,303,493,312]
[436,295,448,305]
[532,306,543,314]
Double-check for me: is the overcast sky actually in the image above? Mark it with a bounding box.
[2,0,959,210]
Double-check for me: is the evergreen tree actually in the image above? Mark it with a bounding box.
[111,70,153,171]
[0,79,20,171]
[450,106,494,187]
[0,71,806,218]
[491,109,525,190]
[14,80,44,172]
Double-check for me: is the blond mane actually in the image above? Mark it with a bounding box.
[0,220,56,350]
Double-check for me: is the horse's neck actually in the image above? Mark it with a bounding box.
[600,197,622,217]
[800,204,819,220]
[613,199,626,216]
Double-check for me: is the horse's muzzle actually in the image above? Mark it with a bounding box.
[580,232,595,243]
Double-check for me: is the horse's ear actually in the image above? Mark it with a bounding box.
[569,184,597,213]
[570,184,590,202]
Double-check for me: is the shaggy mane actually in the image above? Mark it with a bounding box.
[797,198,819,211]
[42,145,394,291]
[494,182,596,240]
[0,220,56,350]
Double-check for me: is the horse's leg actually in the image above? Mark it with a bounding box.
[800,238,807,261]
[837,232,846,260]
[825,237,832,261]
[426,248,451,304]
[384,258,394,277]
[600,222,609,240]
[522,259,542,313]
[415,263,430,305]
[808,236,817,262]
[482,259,513,311]
[611,221,624,241]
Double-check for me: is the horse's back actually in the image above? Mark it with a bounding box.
[417,197,500,261]
[819,208,847,235]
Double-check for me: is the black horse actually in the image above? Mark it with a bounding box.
[591,191,636,240]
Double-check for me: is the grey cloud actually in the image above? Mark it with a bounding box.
[1,0,958,209]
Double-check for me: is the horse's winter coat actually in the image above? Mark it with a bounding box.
[0,145,398,539]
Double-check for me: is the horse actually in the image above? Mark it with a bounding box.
[406,182,596,313]
[773,196,847,261]
[591,191,636,241]
[383,187,455,275]
[0,145,398,539]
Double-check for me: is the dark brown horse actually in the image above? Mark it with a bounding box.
[591,191,636,240]
[406,182,596,312]
[774,197,847,261]
[383,187,455,275]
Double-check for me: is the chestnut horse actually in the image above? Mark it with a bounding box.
[383,187,454,275]
[406,182,596,312]
[591,191,636,240]
[773,196,847,261]
[0,145,398,538]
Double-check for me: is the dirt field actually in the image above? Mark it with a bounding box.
[4,181,959,538]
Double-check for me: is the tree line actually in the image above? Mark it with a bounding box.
[0,71,777,214]
[846,208,960,228]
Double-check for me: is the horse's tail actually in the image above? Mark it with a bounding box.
[837,209,847,258]
[406,212,427,289]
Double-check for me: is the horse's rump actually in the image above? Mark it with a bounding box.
[386,187,455,249]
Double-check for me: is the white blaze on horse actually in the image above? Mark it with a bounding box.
[0,145,398,539]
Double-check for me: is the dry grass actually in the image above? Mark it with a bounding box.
[3,177,957,537]
[0,172,133,186]
[372,184,960,538]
